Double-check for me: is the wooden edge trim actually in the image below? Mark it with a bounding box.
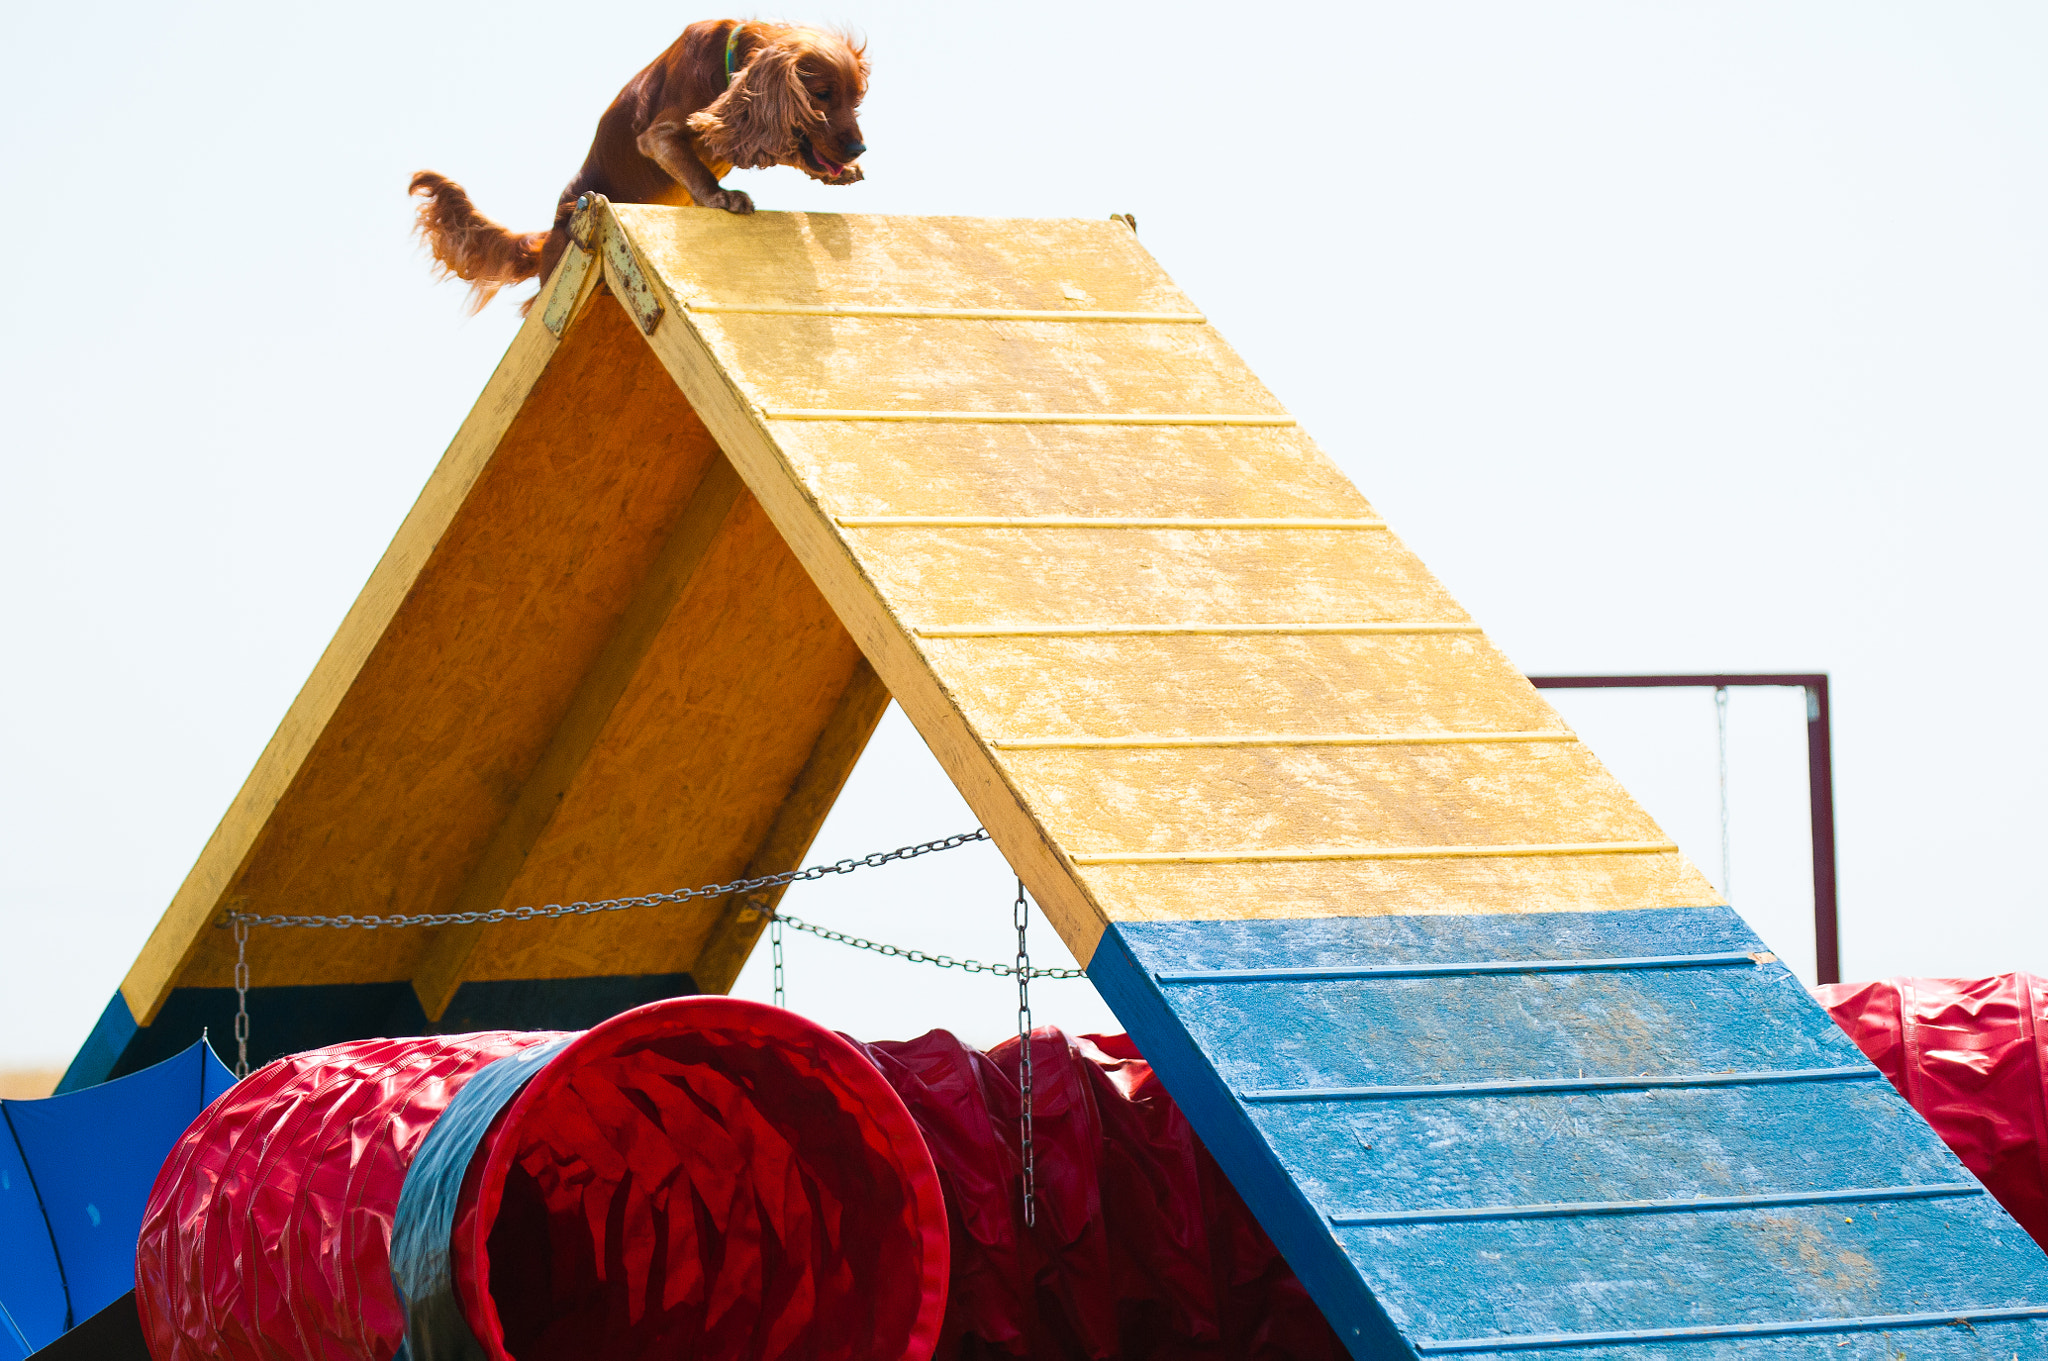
[539,241,600,337]
[597,203,665,335]
[618,220,1112,966]
[119,279,576,1025]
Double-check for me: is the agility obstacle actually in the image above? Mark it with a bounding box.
[72,201,2048,1355]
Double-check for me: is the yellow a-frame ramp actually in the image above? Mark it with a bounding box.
[70,202,2048,1356]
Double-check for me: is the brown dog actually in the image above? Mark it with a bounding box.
[411,20,868,311]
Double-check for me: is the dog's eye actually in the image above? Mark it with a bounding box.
[811,87,832,101]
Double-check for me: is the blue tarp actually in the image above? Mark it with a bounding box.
[0,1040,234,1358]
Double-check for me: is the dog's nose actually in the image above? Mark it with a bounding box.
[842,139,866,159]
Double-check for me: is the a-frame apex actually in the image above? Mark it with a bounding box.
[113,200,1718,1049]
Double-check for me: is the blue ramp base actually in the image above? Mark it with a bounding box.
[1087,906,2048,1359]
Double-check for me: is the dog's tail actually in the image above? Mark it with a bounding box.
[408,171,546,312]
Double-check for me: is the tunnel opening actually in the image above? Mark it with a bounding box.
[450,1000,949,1361]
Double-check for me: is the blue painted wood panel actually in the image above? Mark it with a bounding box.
[1344,1196,2036,1338]
[1423,1317,2048,1359]
[1164,965,1862,1090]
[1088,908,2048,1358]
[1252,1083,1969,1215]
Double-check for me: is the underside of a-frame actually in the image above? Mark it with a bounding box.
[73,200,2048,1356]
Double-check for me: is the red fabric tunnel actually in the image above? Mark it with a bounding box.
[1817,974,2048,1251]
[135,1002,1341,1361]
[134,998,949,1361]
[858,1029,1345,1361]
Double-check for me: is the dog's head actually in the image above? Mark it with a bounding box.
[687,27,868,184]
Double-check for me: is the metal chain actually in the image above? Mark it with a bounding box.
[231,919,251,1079]
[1715,686,1732,900]
[219,829,991,931]
[214,827,1086,1075]
[1015,876,1036,1229]
[770,912,786,1008]
[769,911,1084,980]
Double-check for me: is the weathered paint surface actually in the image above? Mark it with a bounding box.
[1091,908,2048,1357]
[606,204,1723,952]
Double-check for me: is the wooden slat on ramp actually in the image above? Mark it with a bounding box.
[87,202,2048,1355]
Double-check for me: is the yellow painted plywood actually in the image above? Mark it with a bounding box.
[922,635,1567,742]
[1074,855,1720,924]
[776,425,1374,519]
[1001,744,1667,856]
[125,295,710,1010]
[697,315,1287,417]
[123,202,1717,1020]
[464,491,872,984]
[837,525,1465,630]
[126,289,884,1015]
[601,203,1720,965]
[635,214,1197,314]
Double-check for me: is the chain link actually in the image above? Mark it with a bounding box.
[231,918,251,1079]
[215,827,1089,1082]
[1015,877,1036,1228]
[219,829,991,931]
[769,911,1084,980]
[770,911,786,1008]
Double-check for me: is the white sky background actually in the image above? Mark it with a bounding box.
[1,3,2043,1065]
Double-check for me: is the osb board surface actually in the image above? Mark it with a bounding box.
[465,493,868,983]
[702,315,1286,416]
[778,425,1372,519]
[1004,744,1666,856]
[923,635,1566,741]
[1080,855,1714,923]
[845,526,1466,630]
[628,213,1197,313]
[130,295,871,1006]
[602,205,1721,956]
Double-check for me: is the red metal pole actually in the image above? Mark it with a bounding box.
[1805,677,1841,984]
[1526,673,1840,983]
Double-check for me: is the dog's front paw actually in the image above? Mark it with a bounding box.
[706,188,755,215]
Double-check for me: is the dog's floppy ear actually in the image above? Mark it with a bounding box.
[687,40,821,169]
